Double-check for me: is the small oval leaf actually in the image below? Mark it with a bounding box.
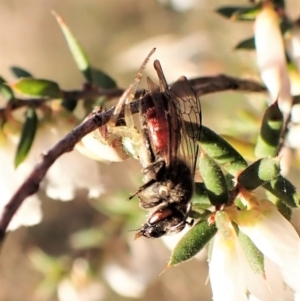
[192,182,212,209]
[10,66,33,78]
[235,37,255,50]
[237,230,265,276]
[266,192,292,220]
[200,126,248,176]
[0,76,14,101]
[52,11,92,82]
[11,78,61,98]
[216,5,260,21]
[255,101,283,158]
[168,220,217,266]
[91,67,117,89]
[199,152,229,206]
[238,157,280,190]
[15,108,38,167]
[61,98,78,112]
[264,176,300,208]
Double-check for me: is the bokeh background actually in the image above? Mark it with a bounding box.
[0,0,299,301]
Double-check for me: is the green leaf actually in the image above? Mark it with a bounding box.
[235,37,255,50]
[216,5,260,21]
[266,192,292,220]
[264,176,300,208]
[10,66,33,78]
[255,101,283,158]
[61,98,78,112]
[168,220,217,266]
[200,126,248,176]
[0,76,14,101]
[52,11,92,82]
[70,227,106,249]
[237,230,264,276]
[11,78,61,98]
[237,157,280,190]
[199,152,229,206]
[221,135,255,161]
[15,108,38,167]
[192,182,212,209]
[273,0,285,9]
[280,16,293,35]
[91,67,117,89]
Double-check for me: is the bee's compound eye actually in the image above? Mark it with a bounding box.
[148,208,173,224]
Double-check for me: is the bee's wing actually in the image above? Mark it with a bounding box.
[148,60,181,167]
[169,76,202,176]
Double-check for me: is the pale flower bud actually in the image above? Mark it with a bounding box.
[0,132,42,230]
[76,109,130,163]
[255,4,292,114]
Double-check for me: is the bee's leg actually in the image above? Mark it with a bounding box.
[142,159,165,180]
[127,178,157,201]
[183,203,194,226]
[88,106,116,145]
[169,202,193,231]
[128,160,166,201]
[124,103,134,129]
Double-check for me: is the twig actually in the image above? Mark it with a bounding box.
[189,74,267,95]
[0,74,267,243]
[0,75,266,118]
[0,106,109,241]
[0,88,125,118]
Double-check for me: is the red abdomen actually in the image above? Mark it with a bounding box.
[146,106,169,157]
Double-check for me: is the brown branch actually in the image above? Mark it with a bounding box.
[0,87,125,118]
[0,74,266,118]
[0,74,267,243]
[0,100,144,242]
[189,74,267,95]
[0,106,110,241]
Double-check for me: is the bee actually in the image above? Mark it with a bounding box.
[97,50,202,238]
[132,60,202,239]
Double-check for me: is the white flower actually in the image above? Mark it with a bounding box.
[57,258,106,301]
[209,197,300,301]
[287,26,300,72]
[209,210,288,301]
[76,110,130,163]
[0,113,106,231]
[157,0,196,12]
[27,118,106,201]
[0,132,42,230]
[209,214,248,301]
[254,3,292,114]
[233,199,300,295]
[102,237,168,298]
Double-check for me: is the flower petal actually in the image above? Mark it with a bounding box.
[209,213,248,301]
[236,200,300,292]
[254,4,292,113]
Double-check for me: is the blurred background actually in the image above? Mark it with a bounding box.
[0,0,299,300]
